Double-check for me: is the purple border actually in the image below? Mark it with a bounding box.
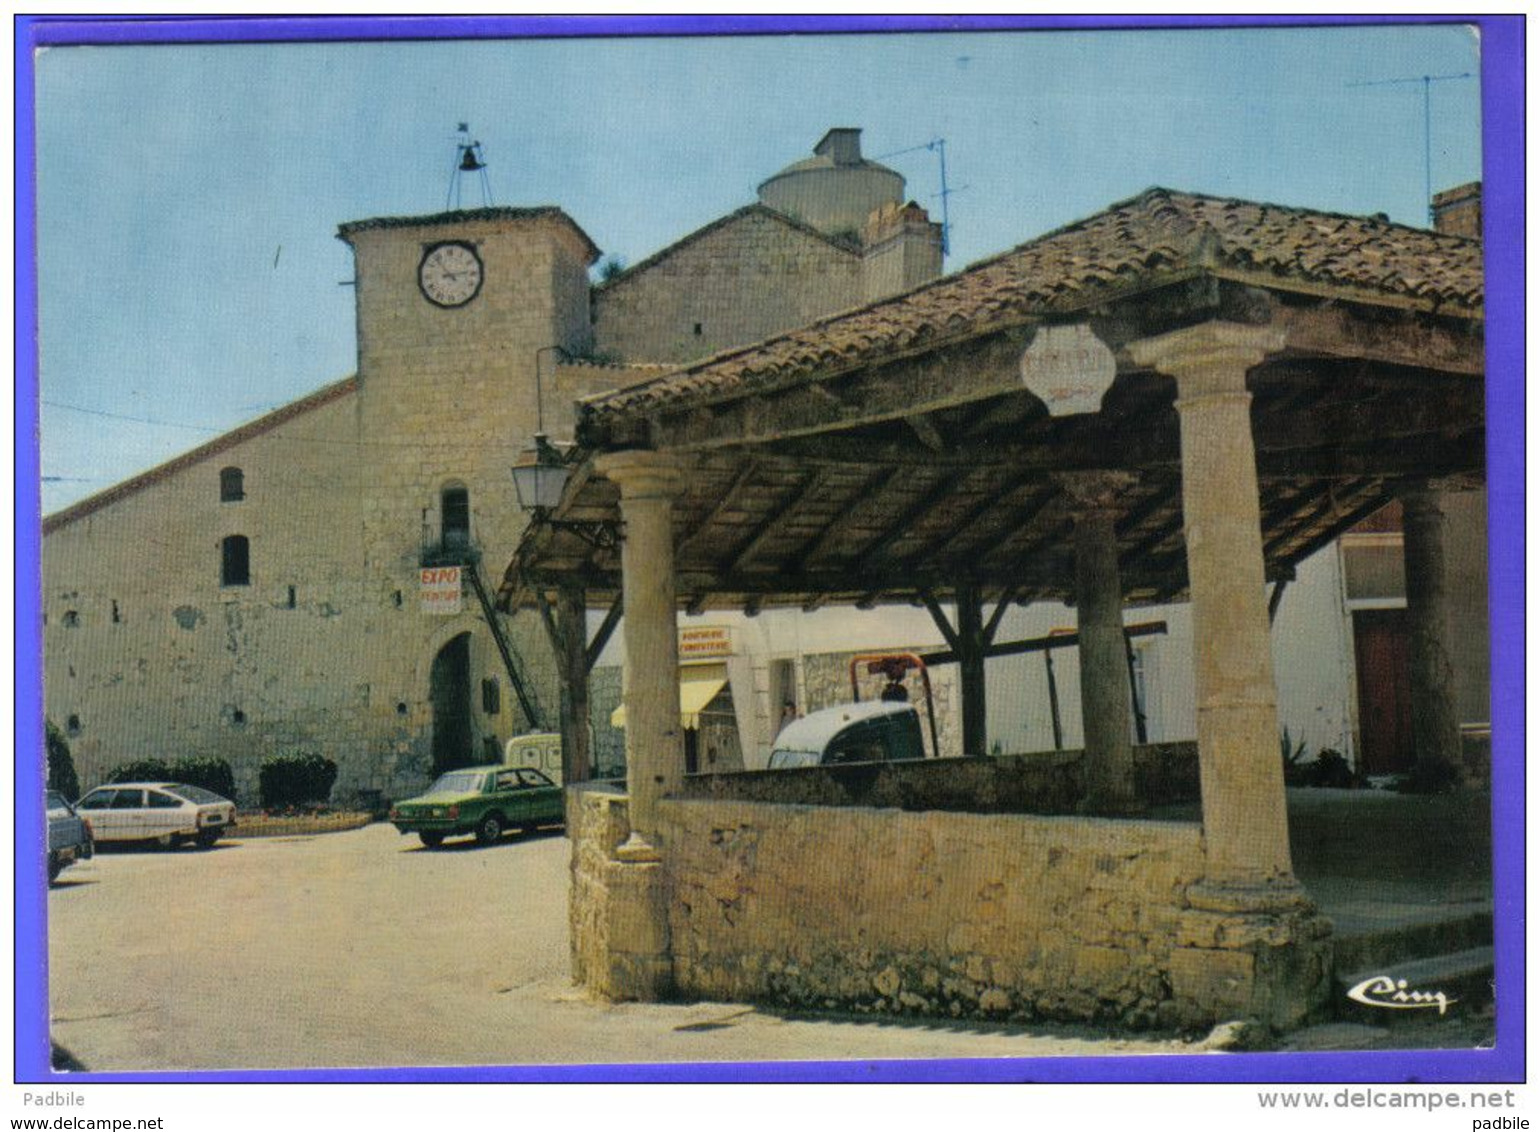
[14,13,1523,1085]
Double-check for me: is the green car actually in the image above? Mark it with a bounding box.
[389,765,564,849]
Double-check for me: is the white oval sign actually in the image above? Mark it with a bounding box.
[1019,324,1117,416]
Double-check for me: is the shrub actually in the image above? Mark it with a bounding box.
[259,753,338,811]
[46,721,80,800]
[169,756,237,802]
[1279,728,1310,787]
[111,758,172,784]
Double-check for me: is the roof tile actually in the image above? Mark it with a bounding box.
[585,188,1482,422]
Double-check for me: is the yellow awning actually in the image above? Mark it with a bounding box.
[610,664,728,732]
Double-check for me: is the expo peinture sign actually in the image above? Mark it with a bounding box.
[420,566,463,615]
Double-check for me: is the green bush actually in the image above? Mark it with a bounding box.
[111,758,172,784]
[46,721,80,800]
[169,756,237,803]
[259,753,338,811]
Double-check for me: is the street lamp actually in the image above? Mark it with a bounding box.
[511,431,570,515]
[512,345,571,515]
[511,346,619,550]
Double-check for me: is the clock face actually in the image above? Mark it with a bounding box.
[418,242,483,308]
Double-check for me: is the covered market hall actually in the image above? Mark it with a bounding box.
[499,188,1484,1029]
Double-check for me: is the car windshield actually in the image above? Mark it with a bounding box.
[46,791,70,812]
[429,771,486,794]
[164,784,225,804]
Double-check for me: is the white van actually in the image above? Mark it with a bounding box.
[503,732,564,785]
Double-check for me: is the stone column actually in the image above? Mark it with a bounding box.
[1130,324,1299,888]
[594,451,685,855]
[1399,484,1463,791]
[1133,322,1330,1032]
[1058,471,1141,815]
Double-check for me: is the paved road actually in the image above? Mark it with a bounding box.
[48,823,1202,1072]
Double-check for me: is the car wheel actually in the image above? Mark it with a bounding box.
[418,832,445,849]
[194,830,221,850]
[156,833,177,850]
[474,814,503,846]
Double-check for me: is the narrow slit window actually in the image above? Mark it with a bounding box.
[220,467,245,502]
[221,535,251,587]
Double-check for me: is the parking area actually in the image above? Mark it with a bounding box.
[47,823,1210,1072]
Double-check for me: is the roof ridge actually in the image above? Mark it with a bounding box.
[43,375,359,534]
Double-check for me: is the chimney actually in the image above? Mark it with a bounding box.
[814,128,863,167]
[1432,182,1481,239]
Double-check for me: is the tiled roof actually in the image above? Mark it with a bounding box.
[337,206,601,263]
[596,203,860,292]
[584,188,1483,420]
[43,377,359,534]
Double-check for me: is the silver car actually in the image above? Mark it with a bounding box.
[75,782,237,849]
[47,790,94,882]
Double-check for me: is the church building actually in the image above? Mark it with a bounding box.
[41,129,948,802]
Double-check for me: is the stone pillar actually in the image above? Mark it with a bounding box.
[1399,484,1463,791]
[594,451,685,854]
[1132,323,1294,888]
[1133,323,1330,1031]
[1058,471,1140,815]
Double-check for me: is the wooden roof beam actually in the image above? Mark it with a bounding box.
[723,470,830,573]
[849,469,969,570]
[677,459,759,558]
[791,467,898,571]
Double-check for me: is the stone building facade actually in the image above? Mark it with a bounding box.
[42,129,945,802]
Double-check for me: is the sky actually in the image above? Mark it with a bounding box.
[31,18,1484,513]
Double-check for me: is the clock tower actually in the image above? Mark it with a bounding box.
[337,207,600,783]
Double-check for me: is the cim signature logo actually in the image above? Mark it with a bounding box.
[1346,975,1457,1015]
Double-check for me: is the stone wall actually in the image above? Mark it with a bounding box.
[657,797,1206,1026]
[42,388,372,804]
[588,665,626,778]
[676,741,1200,814]
[592,209,864,365]
[42,212,597,806]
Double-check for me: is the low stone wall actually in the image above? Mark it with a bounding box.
[567,786,673,999]
[676,742,1199,815]
[656,797,1206,1026]
[569,778,1332,1030]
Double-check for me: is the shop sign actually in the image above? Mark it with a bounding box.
[679,625,733,660]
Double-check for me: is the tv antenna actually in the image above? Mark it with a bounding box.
[1346,72,1474,224]
[875,137,967,258]
[446,122,493,210]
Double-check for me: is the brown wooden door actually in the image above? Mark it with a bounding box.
[1353,608,1413,775]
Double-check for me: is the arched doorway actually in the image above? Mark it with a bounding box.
[430,632,474,775]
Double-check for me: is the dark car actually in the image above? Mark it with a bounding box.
[47,790,94,882]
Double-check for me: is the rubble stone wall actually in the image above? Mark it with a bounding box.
[657,797,1206,1026]
[677,741,1200,813]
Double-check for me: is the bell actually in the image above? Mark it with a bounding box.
[459,146,484,172]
